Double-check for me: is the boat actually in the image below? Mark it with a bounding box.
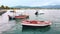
[21,20,52,27]
[8,15,29,20]
[15,15,29,19]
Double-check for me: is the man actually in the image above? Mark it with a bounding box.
[35,11,38,16]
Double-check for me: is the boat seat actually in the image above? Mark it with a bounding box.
[30,21,37,24]
[25,20,30,22]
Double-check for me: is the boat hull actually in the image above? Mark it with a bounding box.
[8,15,29,20]
[22,24,51,27]
[22,20,52,27]
[15,16,29,19]
[22,25,50,28]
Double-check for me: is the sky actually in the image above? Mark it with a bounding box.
[0,0,60,7]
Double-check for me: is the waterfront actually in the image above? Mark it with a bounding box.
[0,9,60,34]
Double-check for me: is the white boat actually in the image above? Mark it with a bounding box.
[21,20,52,27]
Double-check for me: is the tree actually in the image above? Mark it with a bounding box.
[1,5,5,8]
[5,6,9,9]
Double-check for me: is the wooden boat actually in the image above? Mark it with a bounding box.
[21,20,52,27]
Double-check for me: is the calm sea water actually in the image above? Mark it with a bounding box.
[0,9,60,34]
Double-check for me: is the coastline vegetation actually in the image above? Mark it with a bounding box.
[0,5,60,10]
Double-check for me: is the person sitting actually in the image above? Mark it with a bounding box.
[35,11,38,16]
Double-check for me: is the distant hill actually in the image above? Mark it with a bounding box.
[11,6,42,8]
[11,5,60,9]
[41,5,60,8]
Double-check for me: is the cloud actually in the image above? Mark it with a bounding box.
[0,0,60,7]
[18,0,52,6]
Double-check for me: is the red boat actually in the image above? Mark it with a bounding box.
[15,15,29,19]
[21,20,52,27]
[8,15,29,20]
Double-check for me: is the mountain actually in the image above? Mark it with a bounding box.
[41,5,60,8]
[11,6,42,8]
[12,6,31,8]
[11,5,60,9]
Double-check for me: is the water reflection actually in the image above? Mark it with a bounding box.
[2,20,22,34]
[22,26,51,32]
